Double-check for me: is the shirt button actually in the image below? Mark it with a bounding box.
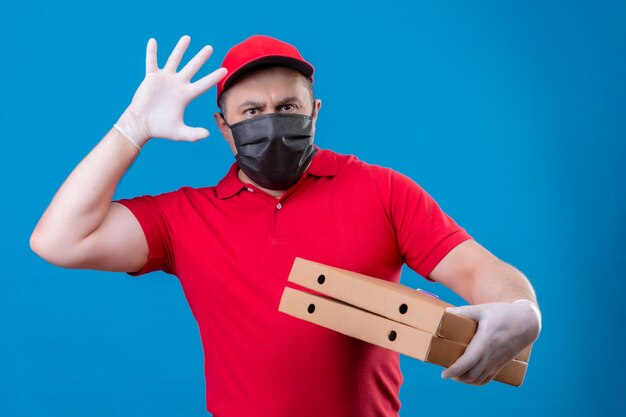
[246,187,254,192]
[276,203,283,209]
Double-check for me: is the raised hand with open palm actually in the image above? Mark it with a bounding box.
[116,35,227,149]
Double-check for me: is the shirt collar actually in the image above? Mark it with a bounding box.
[215,144,338,199]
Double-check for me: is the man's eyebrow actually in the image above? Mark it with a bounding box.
[275,96,302,107]
[238,100,265,110]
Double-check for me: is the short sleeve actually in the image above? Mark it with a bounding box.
[113,194,176,277]
[387,169,473,281]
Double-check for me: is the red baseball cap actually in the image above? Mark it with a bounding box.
[216,35,314,105]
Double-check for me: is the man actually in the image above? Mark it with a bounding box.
[30,34,542,416]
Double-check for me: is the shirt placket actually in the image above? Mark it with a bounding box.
[268,176,310,244]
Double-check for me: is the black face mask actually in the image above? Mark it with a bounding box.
[220,109,317,190]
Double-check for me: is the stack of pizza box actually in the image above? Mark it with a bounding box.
[278,257,532,386]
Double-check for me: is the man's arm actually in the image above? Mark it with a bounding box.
[427,239,542,386]
[427,239,538,305]
[30,35,227,272]
[30,122,148,271]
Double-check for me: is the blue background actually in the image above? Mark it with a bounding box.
[2,0,624,416]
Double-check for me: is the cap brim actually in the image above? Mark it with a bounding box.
[223,55,314,92]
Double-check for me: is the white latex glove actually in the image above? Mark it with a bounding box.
[441,299,542,385]
[114,35,228,149]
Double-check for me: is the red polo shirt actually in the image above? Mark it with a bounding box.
[113,145,473,417]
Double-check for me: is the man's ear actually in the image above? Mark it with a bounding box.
[213,112,237,155]
[214,112,228,134]
[313,98,322,119]
[214,112,233,139]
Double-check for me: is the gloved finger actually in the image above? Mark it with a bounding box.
[471,354,511,386]
[146,38,159,74]
[164,35,191,72]
[451,353,490,384]
[179,45,214,81]
[475,368,496,386]
[441,332,486,379]
[446,304,485,321]
[190,67,228,99]
[466,356,495,385]
[173,125,210,142]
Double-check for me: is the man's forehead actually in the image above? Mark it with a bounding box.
[232,70,306,91]
[237,64,305,82]
[227,75,309,104]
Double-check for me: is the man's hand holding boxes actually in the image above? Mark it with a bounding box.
[279,257,536,386]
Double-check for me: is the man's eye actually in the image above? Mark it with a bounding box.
[245,108,258,115]
[281,104,296,111]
